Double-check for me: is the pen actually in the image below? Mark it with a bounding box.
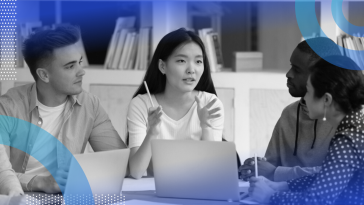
[144,81,155,107]
[254,153,258,178]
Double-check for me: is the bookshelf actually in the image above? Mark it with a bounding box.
[11,0,364,160]
[16,0,364,70]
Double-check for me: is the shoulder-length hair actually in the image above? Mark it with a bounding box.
[133,28,217,98]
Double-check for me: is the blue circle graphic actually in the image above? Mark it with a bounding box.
[332,0,364,36]
[0,115,95,205]
[295,0,364,70]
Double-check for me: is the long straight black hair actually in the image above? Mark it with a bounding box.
[132,28,217,98]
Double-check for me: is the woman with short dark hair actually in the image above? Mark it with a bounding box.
[249,55,364,205]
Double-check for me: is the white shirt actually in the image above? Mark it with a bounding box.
[25,99,67,176]
[127,91,224,148]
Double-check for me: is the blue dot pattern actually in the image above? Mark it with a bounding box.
[270,110,364,205]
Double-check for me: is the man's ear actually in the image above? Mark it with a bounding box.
[158,59,166,75]
[36,68,50,83]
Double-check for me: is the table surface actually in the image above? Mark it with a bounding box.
[25,178,259,205]
[121,177,259,205]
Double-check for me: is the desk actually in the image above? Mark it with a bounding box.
[122,178,258,205]
[25,178,258,205]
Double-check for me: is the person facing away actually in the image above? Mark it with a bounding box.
[127,28,224,179]
[0,25,127,194]
[239,37,342,182]
[249,55,364,205]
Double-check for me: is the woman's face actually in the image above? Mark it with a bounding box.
[304,75,325,119]
[161,41,204,93]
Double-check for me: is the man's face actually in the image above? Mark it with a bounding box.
[286,48,313,98]
[46,43,85,96]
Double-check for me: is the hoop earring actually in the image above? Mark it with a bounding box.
[323,106,326,121]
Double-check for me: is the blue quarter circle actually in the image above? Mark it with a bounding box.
[295,0,364,70]
[331,0,364,37]
[0,115,95,205]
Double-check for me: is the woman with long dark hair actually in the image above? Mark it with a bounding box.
[249,55,364,205]
[127,28,224,179]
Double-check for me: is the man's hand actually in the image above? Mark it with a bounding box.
[7,189,24,197]
[239,157,277,181]
[32,168,68,193]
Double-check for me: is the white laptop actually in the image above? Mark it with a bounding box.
[64,149,130,196]
[151,139,240,202]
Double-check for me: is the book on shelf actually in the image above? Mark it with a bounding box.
[343,37,350,58]
[104,16,152,71]
[198,28,223,72]
[211,33,223,71]
[338,34,364,70]
[134,27,151,71]
[127,33,139,70]
[104,16,136,69]
[111,28,134,70]
[109,28,127,69]
[118,31,136,70]
[348,37,362,69]
[133,28,143,70]
[352,35,364,70]
[337,35,345,56]
[146,27,152,70]
[140,28,148,70]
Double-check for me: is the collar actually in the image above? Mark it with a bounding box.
[28,83,82,113]
[336,109,364,134]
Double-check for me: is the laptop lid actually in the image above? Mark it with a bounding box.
[64,149,130,196]
[151,140,239,202]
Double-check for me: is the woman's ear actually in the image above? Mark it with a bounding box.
[36,68,50,83]
[158,59,166,75]
[324,93,333,107]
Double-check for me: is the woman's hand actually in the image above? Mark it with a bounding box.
[239,157,276,181]
[195,96,221,128]
[248,176,276,204]
[147,106,163,136]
